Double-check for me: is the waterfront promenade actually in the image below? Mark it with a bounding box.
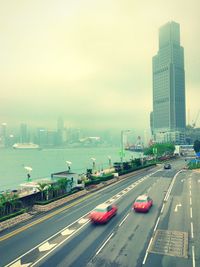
[0,166,153,234]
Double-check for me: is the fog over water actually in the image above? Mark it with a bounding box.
[0,0,200,132]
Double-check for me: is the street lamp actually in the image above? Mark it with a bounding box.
[91,157,96,173]
[120,130,131,166]
[24,166,32,181]
[108,155,112,169]
[66,161,72,172]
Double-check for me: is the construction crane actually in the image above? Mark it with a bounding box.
[192,110,200,128]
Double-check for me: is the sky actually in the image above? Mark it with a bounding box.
[0,0,200,134]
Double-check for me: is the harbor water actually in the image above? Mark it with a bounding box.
[0,147,141,191]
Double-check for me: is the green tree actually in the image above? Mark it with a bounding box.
[193,140,200,153]
[144,143,175,157]
[0,194,6,216]
[57,178,68,195]
[37,183,49,201]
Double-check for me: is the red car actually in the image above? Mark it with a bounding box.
[133,195,153,212]
[89,203,117,224]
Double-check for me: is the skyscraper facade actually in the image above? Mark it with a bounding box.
[152,21,186,144]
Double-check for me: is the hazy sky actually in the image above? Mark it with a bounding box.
[0,0,199,132]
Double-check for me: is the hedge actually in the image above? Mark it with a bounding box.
[34,187,81,205]
[0,208,28,222]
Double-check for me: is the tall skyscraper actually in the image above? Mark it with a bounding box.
[57,117,65,145]
[20,123,29,143]
[152,21,186,144]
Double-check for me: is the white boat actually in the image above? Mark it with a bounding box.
[13,143,40,150]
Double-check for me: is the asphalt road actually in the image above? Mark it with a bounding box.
[1,158,198,267]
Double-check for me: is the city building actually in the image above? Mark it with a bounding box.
[20,123,29,143]
[0,123,7,147]
[56,117,65,145]
[152,21,186,144]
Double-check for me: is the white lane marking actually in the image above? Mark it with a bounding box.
[61,228,75,236]
[147,186,152,192]
[174,204,182,212]
[142,237,153,265]
[160,203,165,214]
[119,213,130,227]
[5,211,91,267]
[96,233,114,255]
[191,222,194,239]
[153,217,160,232]
[33,222,90,267]
[39,242,57,252]
[190,207,193,218]
[190,197,192,206]
[7,168,162,267]
[190,190,192,196]
[109,198,116,202]
[78,218,89,224]
[164,170,181,202]
[192,246,196,267]
[104,169,161,206]
[9,260,32,267]
[190,184,192,190]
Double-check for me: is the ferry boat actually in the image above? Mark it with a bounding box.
[125,136,144,152]
[13,143,40,150]
[125,144,144,152]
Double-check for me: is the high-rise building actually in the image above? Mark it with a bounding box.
[152,21,186,144]
[0,123,7,147]
[20,123,29,143]
[57,117,65,145]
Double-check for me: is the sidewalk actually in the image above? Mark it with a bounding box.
[0,166,154,233]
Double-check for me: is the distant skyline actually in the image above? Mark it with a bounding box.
[0,0,199,132]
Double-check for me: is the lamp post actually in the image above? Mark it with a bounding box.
[24,166,32,182]
[108,155,112,169]
[91,157,96,173]
[66,161,72,172]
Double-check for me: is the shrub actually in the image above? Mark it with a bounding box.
[0,208,28,222]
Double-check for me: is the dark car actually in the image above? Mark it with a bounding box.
[164,163,171,169]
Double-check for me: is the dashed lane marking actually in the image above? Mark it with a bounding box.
[119,213,130,227]
[61,228,75,236]
[39,242,57,252]
[190,207,193,218]
[191,222,194,239]
[192,246,196,267]
[9,260,32,267]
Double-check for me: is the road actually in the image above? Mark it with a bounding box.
[0,159,199,267]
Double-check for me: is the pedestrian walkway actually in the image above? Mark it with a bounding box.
[0,166,154,233]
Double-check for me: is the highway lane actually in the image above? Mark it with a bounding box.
[144,169,200,267]
[189,170,200,267]
[0,159,184,267]
[1,166,161,266]
[33,167,180,267]
[85,175,171,267]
